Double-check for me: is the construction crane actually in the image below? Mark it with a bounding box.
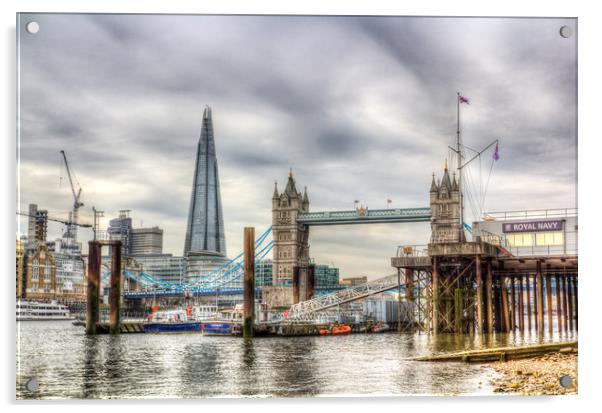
[16,211,92,228]
[60,150,84,242]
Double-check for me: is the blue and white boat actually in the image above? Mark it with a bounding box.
[143,309,202,333]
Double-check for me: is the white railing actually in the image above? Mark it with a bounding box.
[483,208,577,220]
[287,273,402,319]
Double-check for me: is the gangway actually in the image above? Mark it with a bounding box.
[287,274,406,319]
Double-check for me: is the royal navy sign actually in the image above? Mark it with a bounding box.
[502,220,564,233]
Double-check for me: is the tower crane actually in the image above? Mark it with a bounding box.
[60,150,84,242]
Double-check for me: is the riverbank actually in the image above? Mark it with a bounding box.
[489,351,577,395]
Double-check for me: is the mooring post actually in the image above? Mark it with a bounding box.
[485,259,493,333]
[243,227,255,338]
[432,256,439,334]
[567,275,574,332]
[525,274,532,332]
[500,275,510,333]
[292,266,300,304]
[475,255,483,334]
[86,241,101,335]
[518,275,524,333]
[555,273,563,333]
[536,261,544,333]
[109,242,122,334]
[545,273,553,335]
[307,264,315,300]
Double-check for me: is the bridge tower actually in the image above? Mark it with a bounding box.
[272,170,310,288]
[429,162,464,244]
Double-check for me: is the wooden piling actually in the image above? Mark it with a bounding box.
[525,274,532,332]
[432,257,439,334]
[572,275,578,330]
[509,276,516,331]
[545,273,553,335]
[567,275,574,332]
[555,273,563,333]
[536,261,544,333]
[454,288,463,333]
[500,275,510,333]
[243,227,255,338]
[307,264,315,300]
[532,274,538,331]
[476,255,483,334]
[86,241,101,336]
[562,275,569,333]
[493,276,502,332]
[292,266,300,305]
[518,275,524,333]
[109,242,122,335]
[485,259,493,333]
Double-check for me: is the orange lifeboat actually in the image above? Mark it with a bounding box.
[331,324,351,336]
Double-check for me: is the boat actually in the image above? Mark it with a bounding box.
[319,329,331,335]
[201,321,233,336]
[16,299,74,321]
[331,324,351,335]
[143,309,202,333]
[370,322,389,333]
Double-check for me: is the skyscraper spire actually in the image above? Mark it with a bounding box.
[183,105,226,256]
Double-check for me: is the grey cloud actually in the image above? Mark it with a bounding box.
[17,14,577,278]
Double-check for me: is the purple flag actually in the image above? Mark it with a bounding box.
[459,95,470,104]
[493,143,500,161]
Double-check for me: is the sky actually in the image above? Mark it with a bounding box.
[17,14,577,279]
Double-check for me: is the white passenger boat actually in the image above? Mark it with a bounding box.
[16,299,74,321]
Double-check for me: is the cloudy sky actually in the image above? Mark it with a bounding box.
[17,14,577,278]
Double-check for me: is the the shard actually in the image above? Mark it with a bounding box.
[183,106,227,256]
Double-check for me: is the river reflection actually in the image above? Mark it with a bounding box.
[16,321,576,399]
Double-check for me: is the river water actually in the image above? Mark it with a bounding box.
[16,321,577,399]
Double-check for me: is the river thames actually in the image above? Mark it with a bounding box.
[16,321,576,399]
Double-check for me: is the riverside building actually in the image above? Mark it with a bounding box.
[473,208,577,257]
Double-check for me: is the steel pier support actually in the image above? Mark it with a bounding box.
[545,273,553,335]
[485,259,493,333]
[509,275,516,332]
[432,257,439,334]
[526,274,532,332]
[476,256,483,334]
[536,261,544,333]
[555,273,563,333]
[243,227,255,338]
[518,275,524,333]
[567,275,574,332]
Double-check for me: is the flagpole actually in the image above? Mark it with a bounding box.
[456,92,464,242]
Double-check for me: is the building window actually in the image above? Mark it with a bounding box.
[536,231,564,246]
[506,233,533,247]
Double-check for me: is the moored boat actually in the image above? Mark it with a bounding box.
[201,322,233,336]
[17,299,74,321]
[370,322,389,333]
[331,324,351,335]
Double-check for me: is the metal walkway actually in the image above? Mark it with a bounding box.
[296,207,431,225]
[287,273,405,319]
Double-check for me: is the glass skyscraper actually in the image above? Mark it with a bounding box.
[183,106,227,257]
